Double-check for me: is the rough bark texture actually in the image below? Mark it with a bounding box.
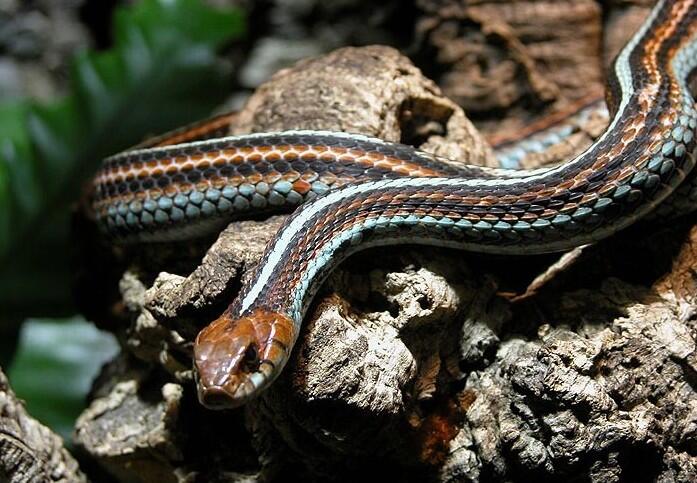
[70,2,697,482]
[232,45,496,166]
[0,368,86,483]
[415,0,604,136]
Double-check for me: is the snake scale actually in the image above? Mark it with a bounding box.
[89,0,697,408]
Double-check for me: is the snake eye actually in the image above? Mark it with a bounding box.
[241,344,259,372]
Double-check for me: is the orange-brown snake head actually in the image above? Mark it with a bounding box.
[193,308,297,409]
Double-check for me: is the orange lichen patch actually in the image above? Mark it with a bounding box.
[414,395,469,466]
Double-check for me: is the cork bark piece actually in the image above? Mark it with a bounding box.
[415,0,604,138]
[0,368,86,483]
[233,45,497,166]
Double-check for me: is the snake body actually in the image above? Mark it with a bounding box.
[90,0,697,408]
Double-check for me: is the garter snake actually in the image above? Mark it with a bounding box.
[90,0,697,408]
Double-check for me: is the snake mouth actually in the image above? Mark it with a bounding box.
[193,308,296,409]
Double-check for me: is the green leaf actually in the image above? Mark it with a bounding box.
[124,0,245,46]
[7,317,119,440]
[0,0,245,319]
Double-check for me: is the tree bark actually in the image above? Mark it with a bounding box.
[0,368,86,483]
[72,2,697,482]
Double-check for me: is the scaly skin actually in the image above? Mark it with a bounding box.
[90,0,697,408]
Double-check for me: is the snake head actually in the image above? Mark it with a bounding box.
[193,308,296,409]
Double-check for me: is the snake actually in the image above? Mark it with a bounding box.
[89,0,697,409]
